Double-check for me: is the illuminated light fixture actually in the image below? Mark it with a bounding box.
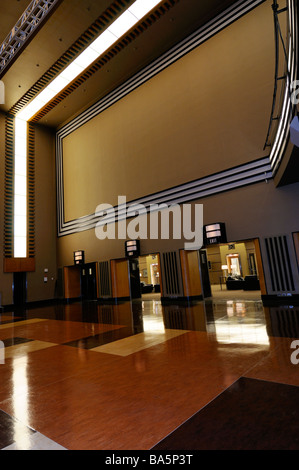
[14,117,27,258]
[203,223,227,246]
[125,240,140,258]
[107,10,137,38]
[89,30,117,55]
[221,264,228,277]
[14,0,162,258]
[128,0,163,19]
[59,62,84,81]
[73,48,99,69]
[17,0,162,122]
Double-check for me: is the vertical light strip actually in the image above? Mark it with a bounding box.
[12,0,163,258]
[14,117,27,258]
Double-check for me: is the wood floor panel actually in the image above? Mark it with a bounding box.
[0,300,298,450]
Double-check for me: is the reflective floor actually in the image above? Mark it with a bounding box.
[0,298,298,450]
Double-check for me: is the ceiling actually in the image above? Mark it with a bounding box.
[0,0,242,129]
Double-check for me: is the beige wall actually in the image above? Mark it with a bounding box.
[56,179,299,296]
[62,1,273,222]
[57,179,299,263]
[26,124,57,303]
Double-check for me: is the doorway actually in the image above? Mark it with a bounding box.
[139,253,162,300]
[199,249,212,298]
[226,253,242,277]
[205,239,262,299]
[129,258,142,300]
[80,263,98,301]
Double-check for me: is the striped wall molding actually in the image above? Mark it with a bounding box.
[263,235,297,294]
[28,123,35,258]
[57,156,273,237]
[4,115,14,258]
[268,0,298,175]
[55,0,272,238]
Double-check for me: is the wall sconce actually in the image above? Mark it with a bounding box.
[74,250,85,265]
[125,240,140,258]
[203,223,227,245]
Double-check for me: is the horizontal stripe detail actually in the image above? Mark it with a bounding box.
[268,0,298,175]
[56,0,271,237]
[57,157,272,236]
[57,0,265,138]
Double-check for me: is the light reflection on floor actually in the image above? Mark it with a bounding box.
[140,298,270,345]
[0,297,299,450]
[2,297,299,346]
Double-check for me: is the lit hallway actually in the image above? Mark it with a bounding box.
[0,298,298,450]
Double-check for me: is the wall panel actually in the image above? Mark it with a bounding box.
[61,1,273,223]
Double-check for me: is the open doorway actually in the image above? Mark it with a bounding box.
[226,253,242,277]
[80,262,98,301]
[206,239,262,300]
[139,253,162,300]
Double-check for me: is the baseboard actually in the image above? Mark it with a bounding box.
[161,295,203,304]
[262,295,299,306]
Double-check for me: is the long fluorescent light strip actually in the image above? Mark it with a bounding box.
[17,0,162,121]
[14,117,27,258]
[13,0,162,257]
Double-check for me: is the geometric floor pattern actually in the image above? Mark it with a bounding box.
[0,298,298,450]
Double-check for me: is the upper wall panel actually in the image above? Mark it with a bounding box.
[62,1,274,222]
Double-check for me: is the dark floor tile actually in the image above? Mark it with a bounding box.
[0,410,35,450]
[266,306,299,338]
[152,378,299,450]
[63,327,134,349]
[2,338,34,348]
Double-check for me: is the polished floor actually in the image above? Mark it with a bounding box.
[0,297,298,450]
